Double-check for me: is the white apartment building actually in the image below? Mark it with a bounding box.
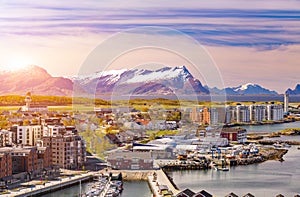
[267,104,284,121]
[15,125,42,146]
[249,105,266,122]
[236,105,250,123]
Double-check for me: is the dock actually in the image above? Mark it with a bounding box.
[148,169,180,197]
[2,172,95,197]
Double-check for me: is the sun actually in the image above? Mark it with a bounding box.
[6,56,34,71]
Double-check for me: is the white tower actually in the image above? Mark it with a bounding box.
[284,93,289,113]
[24,92,32,111]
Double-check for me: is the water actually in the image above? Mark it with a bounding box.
[40,181,152,197]
[241,121,300,133]
[168,146,300,196]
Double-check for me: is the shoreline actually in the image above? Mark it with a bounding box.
[225,119,298,128]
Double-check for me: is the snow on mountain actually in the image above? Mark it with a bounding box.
[207,83,278,95]
[123,66,190,84]
[73,66,209,95]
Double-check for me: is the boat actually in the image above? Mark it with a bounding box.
[217,167,229,171]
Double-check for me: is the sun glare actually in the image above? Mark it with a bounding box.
[6,57,33,71]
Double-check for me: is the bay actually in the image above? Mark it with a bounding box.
[168,146,300,196]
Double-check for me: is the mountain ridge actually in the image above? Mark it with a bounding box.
[0,65,297,96]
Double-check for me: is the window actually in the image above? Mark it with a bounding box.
[131,164,139,170]
[132,158,139,163]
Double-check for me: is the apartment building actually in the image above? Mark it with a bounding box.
[0,146,38,174]
[11,125,42,146]
[267,104,284,121]
[0,130,14,147]
[43,134,86,169]
[0,152,12,179]
[249,105,266,122]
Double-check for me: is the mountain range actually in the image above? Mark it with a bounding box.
[206,83,278,95]
[0,65,298,96]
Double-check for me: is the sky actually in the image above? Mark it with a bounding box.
[0,0,300,93]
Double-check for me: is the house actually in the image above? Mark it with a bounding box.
[243,193,255,197]
[107,151,153,170]
[225,192,239,197]
[176,188,195,197]
[193,190,213,197]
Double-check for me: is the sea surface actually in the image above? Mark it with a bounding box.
[241,121,300,133]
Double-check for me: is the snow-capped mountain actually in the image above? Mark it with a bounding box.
[286,84,300,95]
[73,66,209,96]
[207,83,278,95]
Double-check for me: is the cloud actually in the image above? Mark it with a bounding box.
[1,1,300,49]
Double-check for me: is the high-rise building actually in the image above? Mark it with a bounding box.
[267,104,284,121]
[236,105,250,123]
[249,105,266,122]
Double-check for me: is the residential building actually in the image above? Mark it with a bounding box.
[37,146,52,169]
[249,105,266,122]
[190,108,200,122]
[236,105,250,123]
[0,152,12,179]
[42,134,86,169]
[0,130,14,147]
[0,146,38,174]
[267,104,284,121]
[11,125,42,146]
[107,151,153,170]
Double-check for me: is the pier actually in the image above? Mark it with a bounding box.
[2,172,95,197]
[148,169,180,197]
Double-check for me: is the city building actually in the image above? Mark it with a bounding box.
[0,146,38,174]
[107,151,153,170]
[42,134,86,169]
[236,105,250,123]
[249,105,266,122]
[37,146,52,169]
[0,152,12,180]
[220,128,247,144]
[267,104,284,121]
[11,125,42,146]
[0,130,14,147]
